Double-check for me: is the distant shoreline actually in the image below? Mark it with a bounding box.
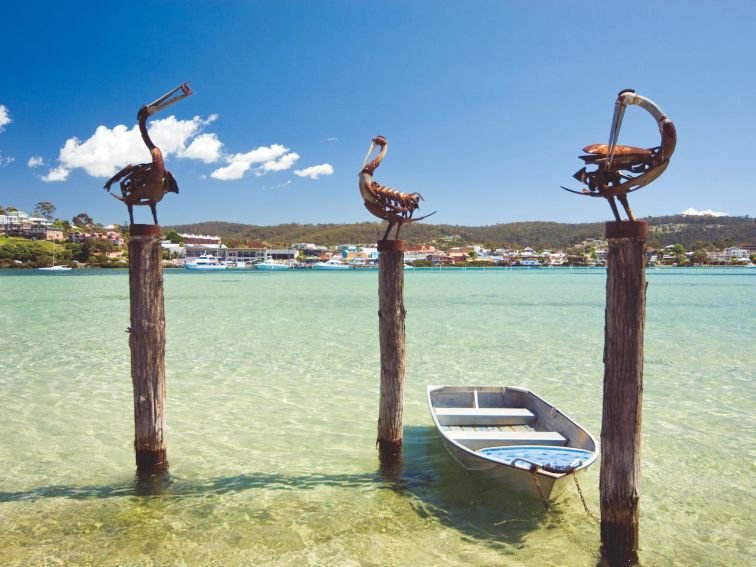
[2,264,754,274]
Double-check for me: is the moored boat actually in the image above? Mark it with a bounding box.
[312,256,351,270]
[185,254,226,270]
[38,250,72,271]
[255,258,291,270]
[427,385,597,502]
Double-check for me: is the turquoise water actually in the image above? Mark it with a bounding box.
[1,267,754,566]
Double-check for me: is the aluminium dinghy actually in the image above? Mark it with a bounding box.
[427,385,598,502]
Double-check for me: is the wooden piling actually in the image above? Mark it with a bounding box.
[128,224,168,475]
[376,239,406,462]
[600,220,648,563]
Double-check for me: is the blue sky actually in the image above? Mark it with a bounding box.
[1,1,754,226]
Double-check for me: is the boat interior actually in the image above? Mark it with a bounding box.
[429,386,596,454]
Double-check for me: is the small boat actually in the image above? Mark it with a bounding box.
[38,250,72,271]
[255,258,291,271]
[185,254,226,270]
[312,256,351,270]
[427,385,598,502]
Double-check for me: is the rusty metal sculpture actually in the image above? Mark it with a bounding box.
[562,89,676,221]
[104,83,193,225]
[359,135,435,240]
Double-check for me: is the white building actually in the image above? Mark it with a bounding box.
[707,247,751,263]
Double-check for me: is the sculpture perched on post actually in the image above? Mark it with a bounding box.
[104,83,193,225]
[359,135,434,240]
[564,90,676,564]
[358,135,434,464]
[562,89,677,221]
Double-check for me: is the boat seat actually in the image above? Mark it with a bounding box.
[434,407,535,426]
[447,430,567,450]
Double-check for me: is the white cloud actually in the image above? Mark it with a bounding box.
[254,152,299,175]
[294,163,334,180]
[42,111,310,185]
[0,154,14,166]
[320,137,339,143]
[680,207,729,217]
[180,133,223,163]
[42,165,70,182]
[210,144,291,181]
[43,114,218,182]
[0,105,11,132]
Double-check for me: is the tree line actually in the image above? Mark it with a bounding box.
[166,215,755,250]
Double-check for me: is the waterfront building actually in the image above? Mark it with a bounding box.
[183,245,297,264]
[544,250,567,266]
[0,210,63,241]
[707,247,751,263]
[180,233,222,246]
[68,229,125,246]
[404,244,439,263]
[292,243,329,257]
[161,240,185,259]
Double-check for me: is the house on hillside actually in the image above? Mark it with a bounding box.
[707,247,751,263]
[0,210,63,241]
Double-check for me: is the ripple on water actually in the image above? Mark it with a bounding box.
[1,268,754,565]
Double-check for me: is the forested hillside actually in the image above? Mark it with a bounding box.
[166,215,755,250]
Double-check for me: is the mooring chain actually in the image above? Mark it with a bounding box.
[529,466,597,520]
[530,468,550,511]
[572,471,598,521]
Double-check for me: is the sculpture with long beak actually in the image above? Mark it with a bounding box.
[562,89,676,221]
[359,135,435,240]
[104,83,193,225]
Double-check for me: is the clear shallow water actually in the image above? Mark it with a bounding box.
[0,267,754,566]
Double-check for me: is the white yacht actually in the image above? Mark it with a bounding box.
[255,258,290,271]
[38,250,72,271]
[312,256,351,270]
[185,254,226,270]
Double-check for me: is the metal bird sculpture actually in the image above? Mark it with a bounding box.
[562,89,676,222]
[358,135,435,240]
[104,83,193,225]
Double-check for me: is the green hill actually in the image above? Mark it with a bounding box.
[165,215,756,250]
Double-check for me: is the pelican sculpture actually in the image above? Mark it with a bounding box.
[359,135,435,240]
[104,83,193,225]
[562,89,676,222]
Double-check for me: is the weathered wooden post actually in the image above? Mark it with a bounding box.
[103,83,192,476]
[562,90,675,563]
[128,224,168,475]
[358,135,434,464]
[600,220,647,562]
[377,238,406,461]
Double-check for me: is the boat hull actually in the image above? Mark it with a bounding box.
[437,436,577,500]
[185,264,226,270]
[312,264,350,270]
[427,385,598,502]
[256,264,290,270]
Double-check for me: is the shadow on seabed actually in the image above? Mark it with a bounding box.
[0,426,598,551]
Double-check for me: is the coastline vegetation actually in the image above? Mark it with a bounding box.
[0,236,126,269]
[166,214,756,250]
[2,204,754,269]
